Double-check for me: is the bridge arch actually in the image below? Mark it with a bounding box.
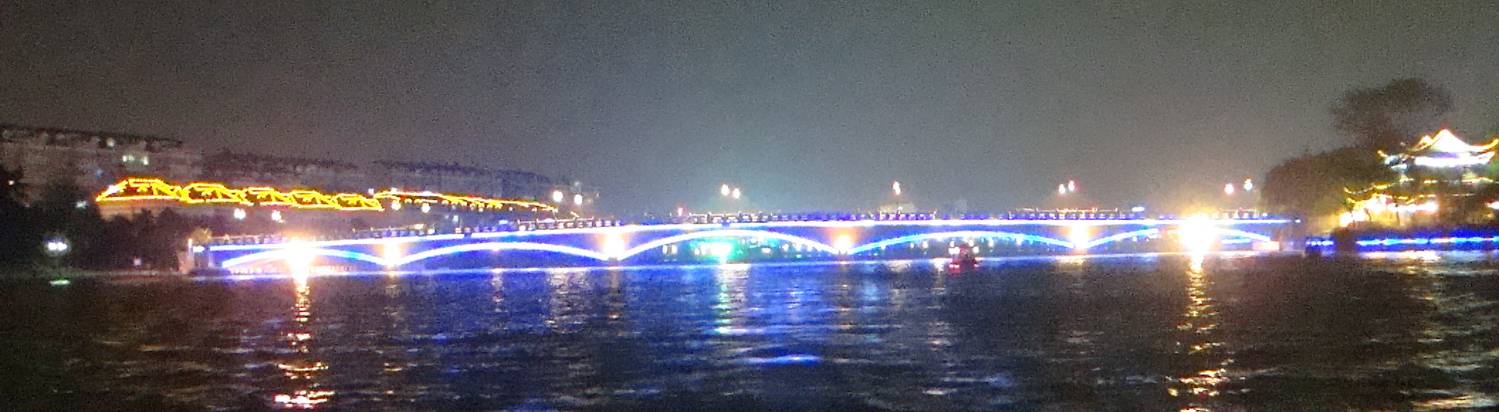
[394,242,611,266]
[1211,228,1273,242]
[220,248,386,269]
[1081,228,1161,250]
[845,230,1073,255]
[617,229,838,260]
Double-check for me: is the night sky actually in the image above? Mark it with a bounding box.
[3,1,1497,214]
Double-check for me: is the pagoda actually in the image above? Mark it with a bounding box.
[1341,129,1499,227]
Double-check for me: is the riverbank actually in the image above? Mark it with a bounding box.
[0,265,183,283]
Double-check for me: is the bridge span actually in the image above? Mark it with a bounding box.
[198,214,1295,273]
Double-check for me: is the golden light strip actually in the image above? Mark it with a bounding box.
[94,178,556,213]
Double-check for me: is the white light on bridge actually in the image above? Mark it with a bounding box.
[1067,225,1090,251]
[381,241,403,267]
[833,235,855,255]
[1178,215,1218,253]
[1242,178,1254,192]
[602,234,627,260]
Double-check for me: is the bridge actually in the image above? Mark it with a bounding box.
[197,212,1295,273]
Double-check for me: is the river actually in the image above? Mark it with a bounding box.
[2,252,1497,410]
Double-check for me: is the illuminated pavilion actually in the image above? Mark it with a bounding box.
[1341,129,1499,227]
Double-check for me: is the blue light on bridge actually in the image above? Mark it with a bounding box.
[203,217,1290,272]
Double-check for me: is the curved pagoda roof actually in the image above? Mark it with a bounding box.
[1382,129,1499,169]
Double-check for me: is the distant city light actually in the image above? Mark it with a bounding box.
[1223,183,1236,195]
[73,200,87,209]
[573,193,584,206]
[1131,206,1146,213]
[233,208,247,220]
[1057,184,1067,195]
[720,184,731,197]
[892,181,903,196]
[1242,178,1254,192]
[420,203,432,213]
[551,190,565,203]
[271,210,284,223]
[44,238,69,255]
[1066,180,1076,193]
[731,187,742,200]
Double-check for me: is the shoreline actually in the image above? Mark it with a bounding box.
[0,267,183,283]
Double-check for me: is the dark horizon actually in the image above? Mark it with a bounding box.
[3,1,1497,214]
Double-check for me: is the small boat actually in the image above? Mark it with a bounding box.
[948,243,979,270]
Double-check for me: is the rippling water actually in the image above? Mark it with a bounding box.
[3,252,1499,410]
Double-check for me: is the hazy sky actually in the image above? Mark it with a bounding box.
[3,1,1497,214]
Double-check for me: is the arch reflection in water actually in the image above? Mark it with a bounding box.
[273,275,334,409]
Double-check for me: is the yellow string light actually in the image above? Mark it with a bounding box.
[94,178,556,213]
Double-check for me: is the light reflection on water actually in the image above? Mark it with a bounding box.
[2,253,1499,410]
[273,275,333,408]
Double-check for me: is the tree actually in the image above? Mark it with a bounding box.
[1261,147,1392,219]
[1331,78,1454,150]
[30,176,108,268]
[0,164,34,266]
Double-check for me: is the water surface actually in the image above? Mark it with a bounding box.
[3,253,1498,410]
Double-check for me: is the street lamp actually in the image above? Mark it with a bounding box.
[1223,183,1236,196]
[551,189,565,203]
[730,187,742,200]
[1057,180,1078,196]
[892,181,903,196]
[573,193,584,206]
[720,184,732,197]
[43,237,70,257]
[42,235,70,282]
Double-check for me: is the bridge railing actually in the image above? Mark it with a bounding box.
[204,209,1284,247]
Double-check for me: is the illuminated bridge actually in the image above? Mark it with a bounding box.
[198,213,1295,273]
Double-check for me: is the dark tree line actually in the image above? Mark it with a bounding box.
[1,164,209,275]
